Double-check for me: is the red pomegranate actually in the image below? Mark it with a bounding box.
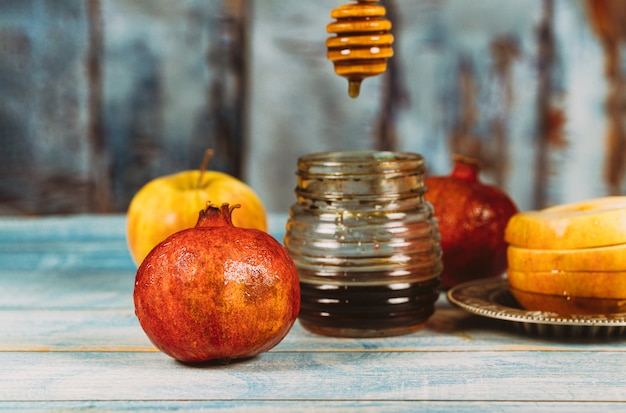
[134,203,301,363]
[424,155,519,289]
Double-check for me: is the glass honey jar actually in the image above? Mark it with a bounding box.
[284,151,442,338]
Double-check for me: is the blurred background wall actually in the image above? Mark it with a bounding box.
[0,0,624,215]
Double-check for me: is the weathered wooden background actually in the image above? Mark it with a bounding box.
[0,0,624,215]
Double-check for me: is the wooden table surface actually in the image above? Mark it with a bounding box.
[1,214,625,412]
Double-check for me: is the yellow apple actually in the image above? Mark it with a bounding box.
[507,243,626,272]
[507,269,626,299]
[504,196,626,249]
[509,287,626,315]
[127,169,267,265]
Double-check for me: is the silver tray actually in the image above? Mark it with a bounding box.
[446,278,626,338]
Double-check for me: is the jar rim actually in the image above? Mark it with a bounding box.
[296,150,425,178]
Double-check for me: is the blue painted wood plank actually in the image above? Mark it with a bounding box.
[0,215,127,242]
[0,269,135,309]
[0,309,154,351]
[2,307,626,353]
[1,351,625,402]
[0,214,287,243]
[0,244,135,271]
[2,400,626,412]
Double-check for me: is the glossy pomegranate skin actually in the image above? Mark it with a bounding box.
[134,203,301,363]
[424,156,518,289]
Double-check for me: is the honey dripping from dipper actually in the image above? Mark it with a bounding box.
[326,0,394,98]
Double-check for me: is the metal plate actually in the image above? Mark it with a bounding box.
[447,278,626,338]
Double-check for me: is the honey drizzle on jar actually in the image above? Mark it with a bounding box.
[326,0,394,98]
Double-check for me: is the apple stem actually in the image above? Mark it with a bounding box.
[197,149,215,189]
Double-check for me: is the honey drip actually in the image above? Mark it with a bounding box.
[326,0,394,98]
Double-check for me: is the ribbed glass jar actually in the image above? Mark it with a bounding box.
[284,151,442,338]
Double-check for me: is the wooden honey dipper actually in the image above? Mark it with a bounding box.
[326,0,394,98]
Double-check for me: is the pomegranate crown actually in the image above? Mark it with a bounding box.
[196,202,241,228]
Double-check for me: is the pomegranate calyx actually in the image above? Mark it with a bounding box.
[451,154,481,182]
[196,202,241,228]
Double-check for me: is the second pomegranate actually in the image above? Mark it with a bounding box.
[424,155,519,289]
